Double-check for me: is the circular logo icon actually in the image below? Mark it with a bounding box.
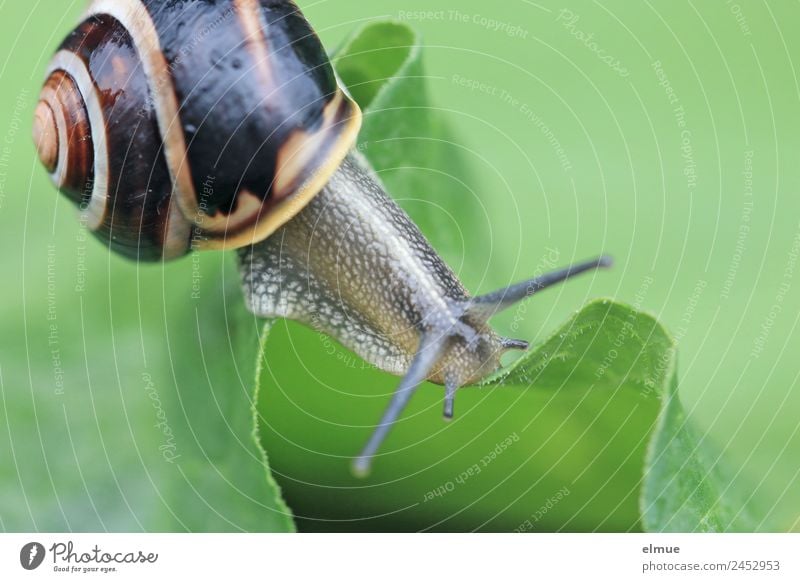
[19,542,45,570]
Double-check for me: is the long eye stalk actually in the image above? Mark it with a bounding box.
[468,255,613,320]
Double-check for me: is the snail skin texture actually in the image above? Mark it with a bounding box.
[33,0,611,475]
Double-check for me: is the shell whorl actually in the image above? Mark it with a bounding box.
[35,67,96,209]
[34,0,361,261]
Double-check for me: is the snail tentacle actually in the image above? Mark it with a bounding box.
[467,255,614,321]
[500,338,531,351]
[352,332,447,477]
[443,374,458,420]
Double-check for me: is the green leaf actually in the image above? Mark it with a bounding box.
[157,262,294,532]
[254,300,758,532]
[641,375,761,531]
[485,299,757,531]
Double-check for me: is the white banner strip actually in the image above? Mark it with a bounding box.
[1,533,798,581]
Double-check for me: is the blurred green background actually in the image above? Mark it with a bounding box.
[1,0,798,531]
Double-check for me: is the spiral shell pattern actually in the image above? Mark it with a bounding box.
[34,0,361,261]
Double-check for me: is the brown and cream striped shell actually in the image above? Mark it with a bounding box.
[33,0,361,260]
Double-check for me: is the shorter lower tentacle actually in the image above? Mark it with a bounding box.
[443,376,458,420]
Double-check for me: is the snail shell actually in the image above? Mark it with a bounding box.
[34,0,361,260]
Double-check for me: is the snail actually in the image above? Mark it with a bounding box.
[33,0,612,475]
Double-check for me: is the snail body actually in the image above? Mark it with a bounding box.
[34,0,611,473]
[241,153,504,387]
